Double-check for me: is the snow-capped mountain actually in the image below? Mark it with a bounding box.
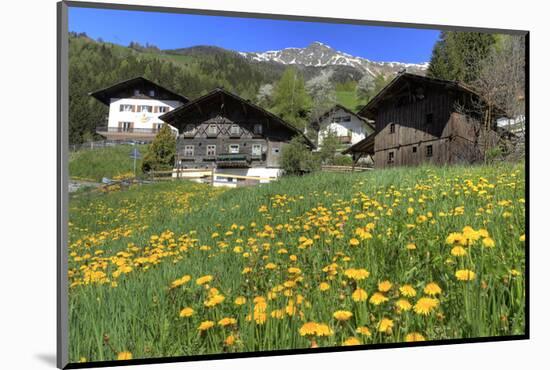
[239,41,429,77]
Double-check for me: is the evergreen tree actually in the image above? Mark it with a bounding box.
[141,125,176,172]
[271,68,312,130]
[427,31,497,84]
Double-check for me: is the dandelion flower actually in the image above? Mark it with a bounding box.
[352,288,368,302]
[451,246,467,256]
[378,280,393,292]
[395,299,412,311]
[179,307,194,318]
[198,320,215,331]
[117,351,132,360]
[369,292,389,305]
[399,284,417,297]
[377,318,393,333]
[356,326,372,336]
[342,337,361,346]
[196,275,213,286]
[319,282,330,291]
[482,237,495,248]
[299,322,318,336]
[349,238,360,246]
[218,317,237,327]
[333,310,353,321]
[413,297,439,315]
[316,323,333,337]
[405,332,426,342]
[224,335,235,346]
[234,296,247,305]
[519,234,525,242]
[446,232,466,246]
[406,243,417,250]
[455,269,476,281]
[424,282,442,296]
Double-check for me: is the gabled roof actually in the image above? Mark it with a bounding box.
[89,76,189,105]
[160,87,316,148]
[357,73,482,120]
[315,104,375,131]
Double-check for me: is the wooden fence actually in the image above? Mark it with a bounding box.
[321,165,373,173]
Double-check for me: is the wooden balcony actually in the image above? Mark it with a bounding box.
[337,135,352,144]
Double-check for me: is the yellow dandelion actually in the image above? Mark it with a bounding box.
[224,335,236,346]
[399,284,417,297]
[234,296,247,305]
[179,307,194,318]
[319,282,330,292]
[369,292,389,305]
[117,351,132,360]
[455,269,476,281]
[198,320,215,331]
[333,310,353,321]
[315,323,334,337]
[446,232,466,246]
[451,246,467,256]
[395,298,412,311]
[377,318,394,333]
[299,322,318,336]
[482,237,495,248]
[378,280,393,292]
[405,332,426,342]
[413,297,439,315]
[349,238,360,246]
[342,337,361,346]
[196,275,213,286]
[356,326,372,336]
[519,234,525,242]
[352,288,368,302]
[424,282,442,296]
[406,243,417,250]
[218,317,237,327]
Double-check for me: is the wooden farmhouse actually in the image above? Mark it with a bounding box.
[159,88,315,186]
[90,77,189,141]
[312,104,375,148]
[344,73,507,168]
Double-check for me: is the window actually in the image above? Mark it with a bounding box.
[388,151,394,163]
[230,125,241,136]
[390,123,396,134]
[133,89,140,95]
[119,104,133,112]
[412,146,417,153]
[185,124,196,136]
[149,90,155,97]
[426,145,433,157]
[138,105,153,113]
[342,115,351,122]
[184,145,194,157]
[272,148,280,155]
[426,113,434,125]
[207,145,216,156]
[229,144,239,154]
[158,106,168,113]
[253,124,263,135]
[252,144,262,156]
[208,125,218,136]
[119,122,132,132]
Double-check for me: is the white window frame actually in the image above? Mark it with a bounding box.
[184,145,194,157]
[252,144,262,156]
[158,106,168,113]
[208,125,218,136]
[230,125,241,136]
[120,104,133,112]
[229,144,240,154]
[138,105,153,113]
[206,145,216,156]
[120,122,132,131]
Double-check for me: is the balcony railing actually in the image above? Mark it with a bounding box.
[337,135,352,144]
[96,126,161,135]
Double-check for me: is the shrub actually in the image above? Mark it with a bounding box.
[280,137,319,175]
[142,125,176,173]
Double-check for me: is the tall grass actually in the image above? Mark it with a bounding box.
[67,163,526,363]
[69,144,149,182]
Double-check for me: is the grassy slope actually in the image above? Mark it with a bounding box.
[69,145,149,182]
[68,163,526,361]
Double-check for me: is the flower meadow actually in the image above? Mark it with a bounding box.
[67,164,526,363]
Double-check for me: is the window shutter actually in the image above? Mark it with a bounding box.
[132,105,136,112]
[153,106,158,113]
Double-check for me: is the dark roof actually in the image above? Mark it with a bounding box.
[89,77,189,105]
[315,104,375,130]
[160,87,316,148]
[357,73,483,120]
[342,133,375,155]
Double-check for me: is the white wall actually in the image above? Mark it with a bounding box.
[107,97,183,130]
[317,108,374,146]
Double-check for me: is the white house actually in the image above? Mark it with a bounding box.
[314,104,375,148]
[90,77,189,141]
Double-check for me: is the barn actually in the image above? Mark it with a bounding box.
[347,73,508,168]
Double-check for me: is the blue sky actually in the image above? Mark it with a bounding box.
[68,7,441,64]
